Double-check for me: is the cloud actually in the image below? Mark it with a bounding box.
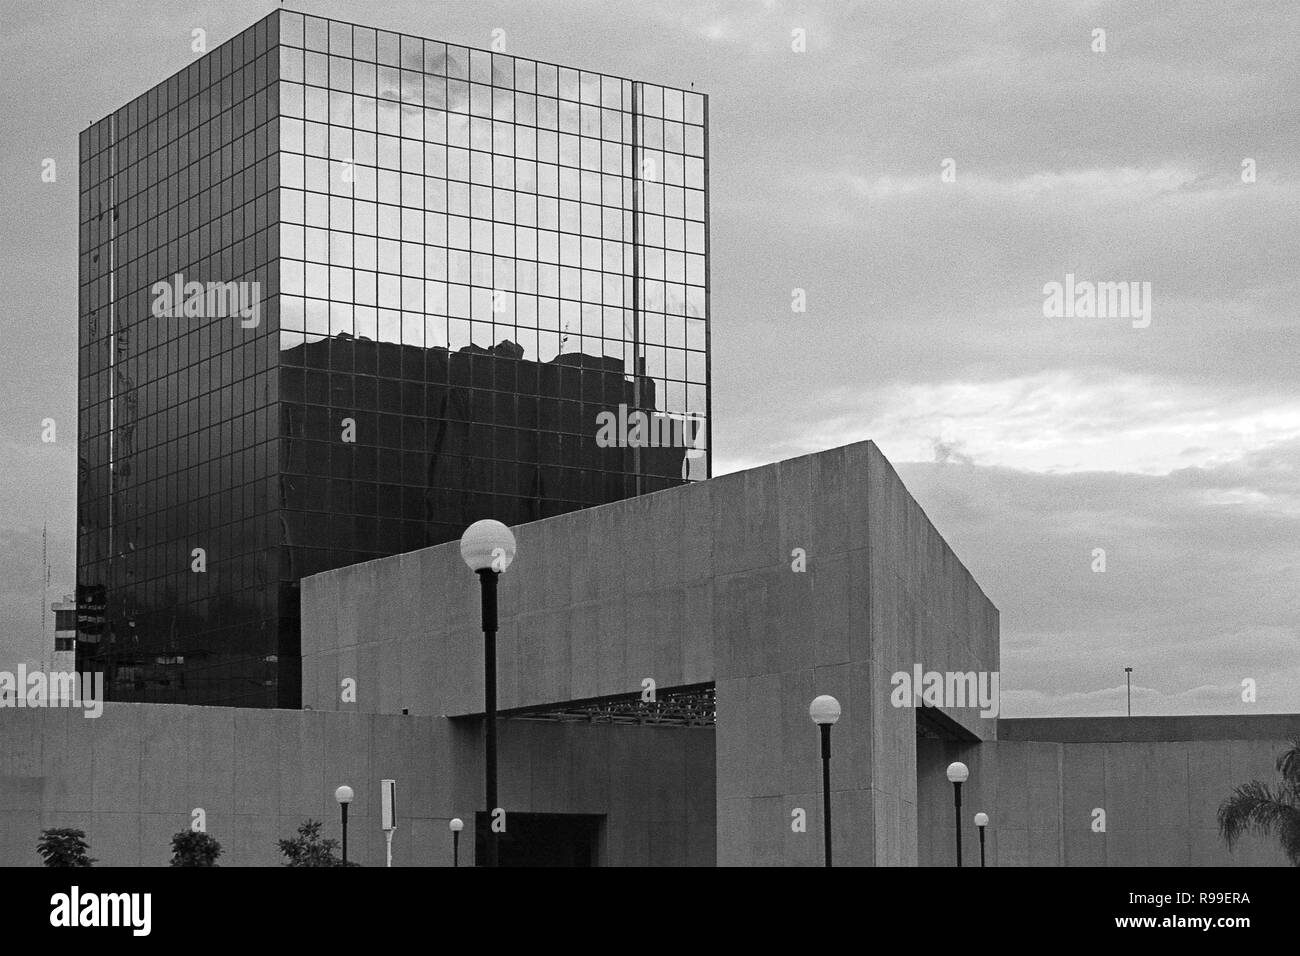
[1000,675,1295,719]
[894,439,1300,718]
[858,371,1300,476]
[848,165,1214,206]
[722,369,1300,477]
[2,0,1297,722]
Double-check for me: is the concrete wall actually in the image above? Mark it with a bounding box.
[453,719,716,866]
[917,716,1299,866]
[862,443,998,866]
[0,703,713,866]
[11,438,1293,867]
[299,440,1001,867]
[299,466,718,718]
[712,443,999,866]
[5,700,1292,867]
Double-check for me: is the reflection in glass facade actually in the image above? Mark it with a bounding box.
[77,10,711,707]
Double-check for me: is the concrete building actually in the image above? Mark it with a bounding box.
[2,441,1295,865]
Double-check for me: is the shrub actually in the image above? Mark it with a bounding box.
[37,828,95,867]
[278,819,353,867]
[170,829,223,866]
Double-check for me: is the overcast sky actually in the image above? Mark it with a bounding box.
[1,0,1296,717]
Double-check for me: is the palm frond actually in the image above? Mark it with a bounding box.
[1277,807,1300,867]
[1218,780,1300,855]
[1277,735,1300,787]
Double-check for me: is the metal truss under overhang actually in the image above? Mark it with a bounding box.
[501,682,715,727]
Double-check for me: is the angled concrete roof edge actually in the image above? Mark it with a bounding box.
[302,438,887,585]
[998,714,1300,743]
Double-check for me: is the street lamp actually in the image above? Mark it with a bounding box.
[449,818,464,868]
[946,762,969,867]
[334,785,354,865]
[1124,666,1133,716]
[809,694,841,867]
[974,811,989,867]
[460,519,517,868]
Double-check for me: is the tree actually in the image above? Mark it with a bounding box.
[170,830,222,866]
[1218,735,1300,865]
[278,819,354,867]
[37,828,95,867]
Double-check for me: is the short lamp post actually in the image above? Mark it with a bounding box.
[946,762,969,867]
[974,811,989,867]
[460,519,517,868]
[334,785,354,864]
[449,817,464,868]
[809,694,841,867]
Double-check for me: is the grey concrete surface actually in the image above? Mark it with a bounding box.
[4,440,1290,866]
[299,440,1000,865]
[0,703,712,867]
[917,733,1294,866]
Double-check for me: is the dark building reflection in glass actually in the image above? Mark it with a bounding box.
[77,9,710,707]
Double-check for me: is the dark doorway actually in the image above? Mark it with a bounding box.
[475,812,604,866]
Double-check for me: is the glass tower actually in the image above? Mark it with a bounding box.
[77,9,710,707]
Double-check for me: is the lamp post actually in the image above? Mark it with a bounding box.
[974,811,989,867]
[460,519,517,868]
[1124,666,1133,716]
[946,762,969,867]
[449,818,464,868]
[809,694,841,867]
[334,785,354,865]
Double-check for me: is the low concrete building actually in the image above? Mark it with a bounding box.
[1,441,1295,865]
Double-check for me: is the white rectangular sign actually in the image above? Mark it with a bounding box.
[381,778,396,831]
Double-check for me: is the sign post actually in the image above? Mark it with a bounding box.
[381,779,397,867]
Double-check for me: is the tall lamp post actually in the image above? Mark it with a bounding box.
[809,694,841,867]
[946,762,969,867]
[449,818,464,868]
[974,811,989,867]
[1124,666,1133,716]
[460,519,517,868]
[334,785,354,865]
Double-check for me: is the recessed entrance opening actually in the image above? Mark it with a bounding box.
[475,811,605,866]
